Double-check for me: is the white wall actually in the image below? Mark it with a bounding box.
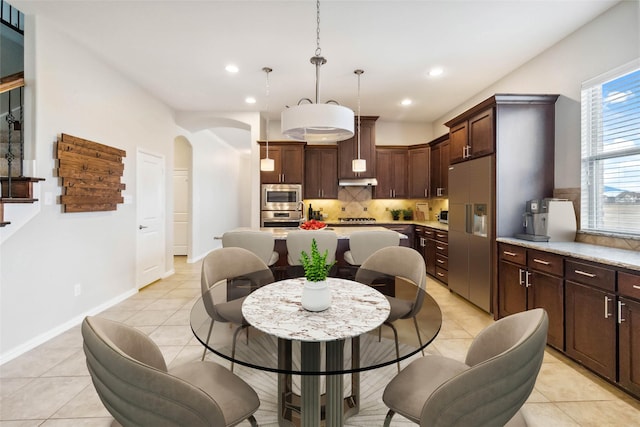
[433,1,639,188]
[0,16,175,361]
[175,127,251,263]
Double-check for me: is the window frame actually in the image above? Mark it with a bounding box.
[580,59,640,238]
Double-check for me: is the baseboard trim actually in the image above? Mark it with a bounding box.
[0,288,138,365]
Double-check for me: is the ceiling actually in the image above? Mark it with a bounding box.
[11,0,620,125]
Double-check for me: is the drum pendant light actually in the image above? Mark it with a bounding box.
[260,67,275,172]
[281,0,354,143]
[352,69,366,172]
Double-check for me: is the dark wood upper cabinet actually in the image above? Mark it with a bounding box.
[304,146,338,199]
[374,147,408,199]
[408,144,429,198]
[338,116,378,179]
[446,107,494,164]
[429,135,449,198]
[259,142,305,184]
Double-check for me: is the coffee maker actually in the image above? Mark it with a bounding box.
[516,198,577,242]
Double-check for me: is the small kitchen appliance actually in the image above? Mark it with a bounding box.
[438,210,449,224]
[516,198,577,242]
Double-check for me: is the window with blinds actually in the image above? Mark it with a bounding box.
[581,60,640,236]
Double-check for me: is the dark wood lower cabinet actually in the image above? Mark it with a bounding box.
[565,280,617,382]
[619,296,640,396]
[498,260,527,318]
[528,271,563,350]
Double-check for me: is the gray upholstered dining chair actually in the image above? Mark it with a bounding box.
[343,230,400,266]
[356,245,427,371]
[222,230,279,266]
[82,316,260,427]
[201,247,274,368]
[285,229,338,265]
[382,308,549,427]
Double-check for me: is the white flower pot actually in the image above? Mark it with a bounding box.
[301,279,332,312]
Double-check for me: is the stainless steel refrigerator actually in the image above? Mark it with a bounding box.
[448,156,492,312]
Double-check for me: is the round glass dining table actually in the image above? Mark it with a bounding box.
[190,268,442,427]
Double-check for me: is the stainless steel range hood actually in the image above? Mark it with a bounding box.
[338,178,378,186]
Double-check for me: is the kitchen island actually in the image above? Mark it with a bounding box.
[222,226,409,271]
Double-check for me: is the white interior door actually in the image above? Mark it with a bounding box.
[173,169,188,255]
[137,149,165,288]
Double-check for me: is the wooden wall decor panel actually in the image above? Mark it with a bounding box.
[56,133,126,212]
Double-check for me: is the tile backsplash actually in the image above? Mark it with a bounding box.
[304,187,449,222]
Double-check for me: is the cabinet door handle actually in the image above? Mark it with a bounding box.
[518,268,525,286]
[604,296,612,318]
[436,246,445,250]
[533,258,550,265]
[526,271,532,287]
[437,272,444,277]
[575,269,596,278]
[633,285,640,290]
[618,301,626,324]
[503,251,517,257]
[437,259,444,264]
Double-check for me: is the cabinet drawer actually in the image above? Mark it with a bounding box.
[423,228,435,238]
[565,259,616,292]
[435,241,448,256]
[527,249,563,277]
[619,271,640,300]
[435,267,448,284]
[435,254,448,270]
[435,231,448,242]
[499,244,526,265]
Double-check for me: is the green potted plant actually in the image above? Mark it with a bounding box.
[299,238,335,311]
[390,209,401,221]
[402,208,413,220]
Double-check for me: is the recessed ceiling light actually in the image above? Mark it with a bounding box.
[225,64,239,73]
[429,67,444,77]
[245,97,256,104]
[401,99,412,106]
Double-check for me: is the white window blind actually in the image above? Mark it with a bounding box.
[581,60,640,236]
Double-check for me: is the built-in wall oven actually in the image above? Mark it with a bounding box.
[261,210,303,228]
[261,184,303,227]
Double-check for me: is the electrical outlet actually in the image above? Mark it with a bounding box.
[74,283,82,297]
[363,207,368,211]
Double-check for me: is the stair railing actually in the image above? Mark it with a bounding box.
[1,73,25,198]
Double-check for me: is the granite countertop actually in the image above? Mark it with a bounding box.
[497,237,640,272]
[219,226,410,240]
[325,220,449,232]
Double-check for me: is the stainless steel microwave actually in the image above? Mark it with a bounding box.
[261,184,302,211]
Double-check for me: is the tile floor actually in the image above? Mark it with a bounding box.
[1,256,639,426]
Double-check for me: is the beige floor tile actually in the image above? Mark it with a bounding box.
[147,325,193,346]
[0,347,77,379]
[0,377,89,420]
[163,309,191,326]
[40,419,115,427]
[123,309,176,326]
[519,402,580,426]
[534,363,618,402]
[555,400,640,426]
[0,378,32,398]
[50,384,110,419]
[0,421,45,426]
[41,350,89,377]
[144,298,192,311]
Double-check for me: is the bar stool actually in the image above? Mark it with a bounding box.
[222,230,279,266]
[286,230,338,277]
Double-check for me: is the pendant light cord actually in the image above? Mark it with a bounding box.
[263,67,272,157]
[355,69,364,160]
